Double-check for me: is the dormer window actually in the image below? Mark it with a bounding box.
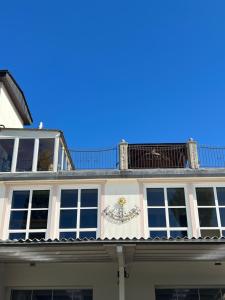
[16,139,35,172]
[37,138,55,171]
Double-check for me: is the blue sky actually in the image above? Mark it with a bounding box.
[1,1,225,148]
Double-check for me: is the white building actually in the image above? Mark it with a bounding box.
[1,70,225,300]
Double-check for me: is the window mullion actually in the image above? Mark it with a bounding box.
[214,187,222,235]
[77,189,81,238]
[164,188,170,238]
[26,191,32,239]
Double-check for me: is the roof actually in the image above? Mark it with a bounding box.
[0,70,33,125]
[1,237,225,263]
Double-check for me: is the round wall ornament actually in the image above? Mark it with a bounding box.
[103,197,140,224]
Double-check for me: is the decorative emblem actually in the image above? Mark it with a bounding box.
[103,197,140,224]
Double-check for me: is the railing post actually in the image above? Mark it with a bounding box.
[119,139,128,170]
[187,138,199,169]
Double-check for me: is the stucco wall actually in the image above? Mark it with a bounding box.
[3,261,225,300]
[0,84,24,128]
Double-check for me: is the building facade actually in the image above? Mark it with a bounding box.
[1,70,225,300]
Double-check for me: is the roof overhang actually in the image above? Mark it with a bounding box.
[0,70,33,125]
[1,239,225,263]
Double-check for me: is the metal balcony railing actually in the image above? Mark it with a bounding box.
[198,145,225,168]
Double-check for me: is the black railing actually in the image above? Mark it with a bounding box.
[128,144,188,169]
[69,147,118,169]
[198,145,225,168]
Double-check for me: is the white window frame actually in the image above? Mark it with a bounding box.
[57,185,101,239]
[5,186,53,240]
[143,184,192,239]
[194,183,225,237]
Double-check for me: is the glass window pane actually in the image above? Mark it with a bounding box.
[148,208,166,227]
[16,139,34,171]
[220,208,225,227]
[80,209,97,228]
[32,290,52,300]
[11,191,30,209]
[81,189,98,207]
[170,231,187,238]
[59,232,77,239]
[147,188,165,206]
[9,211,27,229]
[198,208,218,227]
[169,208,187,227]
[9,232,26,240]
[11,290,32,300]
[29,210,48,229]
[199,288,221,300]
[57,142,63,171]
[53,290,73,300]
[0,139,14,172]
[167,188,185,206]
[60,210,77,229]
[28,232,45,240]
[177,289,198,300]
[196,187,215,206]
[79,231,96,239]
[32,190,49,208]
[150,231,167,238]
[155,289,177,300]
[217,187,225,206]
[61,190,78,208]
[37,138,55,171]
[201,229,221,238]
[73,290,93,300]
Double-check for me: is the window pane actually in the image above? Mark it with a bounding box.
[16,139,34,171]
[196,187,215,206]
[11,191,30,209]
[28,232,45,240]
[169,208,187,227]
[9,211,27,229]
[32,190,49,208]
[29,210,48,229]
[150,231,167,238]
[60,210,77,228]
[0,139,14,172]
[220,208,225,226]
[167,188,185,206]
[155,289,177,300]
[199,288,221,300]
[53,290,73,300]
[11,290,32,300]
[37,138,55,171]
[201,229,221,238]
[61,190,78,208]
[81,189,98,207]
[9,232,26,240]
[79,231,96,239]
[57,142,63,171]
[198,208,218,227]
[148,208,166,227]
[59,232,77,239]
[217,187,225,206]
[80,209,97,228]
[147,188,165,206]
[32,290,52,300]
[170,231,187,238]
[177,289,198,300]
[73,290,93,300]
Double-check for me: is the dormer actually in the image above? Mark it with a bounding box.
[0,70,33,128]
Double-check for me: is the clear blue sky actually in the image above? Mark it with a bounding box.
[1,1,225,148]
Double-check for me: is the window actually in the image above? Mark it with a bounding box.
[196,187,225,238]
[16,139,35,171]
[146,187,188,238]
[0,139,14,172]
[59,189,98,239]
[11,289,93,300]
[9,190,50,240]
[155,288,224,300]
[37,138,55,171]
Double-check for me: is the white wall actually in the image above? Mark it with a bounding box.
[3,261,225,300]
[0,83,24,128]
